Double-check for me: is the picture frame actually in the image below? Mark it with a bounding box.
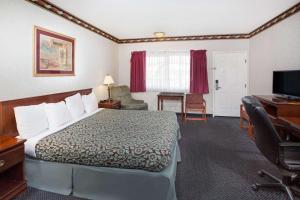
[34,26,75,76]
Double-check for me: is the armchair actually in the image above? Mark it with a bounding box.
[110,85,148,110]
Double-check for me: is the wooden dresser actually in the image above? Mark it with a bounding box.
[0,136,26,200]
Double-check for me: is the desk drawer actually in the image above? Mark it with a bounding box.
[0,145,24,173]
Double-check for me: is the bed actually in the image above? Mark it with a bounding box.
[0,89,181,200]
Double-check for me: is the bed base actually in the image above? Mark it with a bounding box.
[25,143,181,200]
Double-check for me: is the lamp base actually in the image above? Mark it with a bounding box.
[108,86,112,102]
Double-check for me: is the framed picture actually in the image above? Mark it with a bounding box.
[34,26,75,76]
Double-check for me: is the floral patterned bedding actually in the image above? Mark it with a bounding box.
[35,109,179,172]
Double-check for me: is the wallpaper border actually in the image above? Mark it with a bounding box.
[26,0,300,44]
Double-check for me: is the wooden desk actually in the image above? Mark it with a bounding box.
[255,95,300,140]
[279,117,300,126]
[240,104,254,139]
[157,92,184,119]
[254,95,300,118]
[278,117,300,140]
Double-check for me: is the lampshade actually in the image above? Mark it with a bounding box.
[103,75,114,85]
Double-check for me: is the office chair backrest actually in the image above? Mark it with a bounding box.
[242,96,283,165]
[242,96,262,109]
[242,96,261,126]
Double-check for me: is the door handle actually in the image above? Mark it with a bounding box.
[215,80,221,90]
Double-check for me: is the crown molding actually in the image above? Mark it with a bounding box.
[249,2,300,37]
[118,34,250,44]
[26,0,300,44]
[25,0,120,43]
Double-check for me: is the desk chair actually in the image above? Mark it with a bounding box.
[184,93,207,121]
[242,96,300,200]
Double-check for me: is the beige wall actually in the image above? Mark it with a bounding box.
[1,0,299,111]
[0,0,118,101]
[117,13,300,113]
[249,12,300,95]
[117,40,249,113]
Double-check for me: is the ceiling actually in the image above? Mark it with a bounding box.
[49,0,299,39]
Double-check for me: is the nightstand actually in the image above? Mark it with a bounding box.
[0,136,26,200]
[98,100,121,109]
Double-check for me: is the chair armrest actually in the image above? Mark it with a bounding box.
[279,142,300,161]
[280,142,300,148]
[279,142,300,171]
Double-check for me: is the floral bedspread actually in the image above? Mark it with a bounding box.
[35,109,179,172]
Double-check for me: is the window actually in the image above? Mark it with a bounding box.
[146,51,190,92]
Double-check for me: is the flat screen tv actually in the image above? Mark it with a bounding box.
[273,70,300,100]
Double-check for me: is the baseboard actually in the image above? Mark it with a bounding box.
[176,113,213,117]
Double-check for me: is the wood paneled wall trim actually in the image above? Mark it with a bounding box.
[0,89,92,137]
[23,1,300,43]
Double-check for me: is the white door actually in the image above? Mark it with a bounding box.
[213,52,248,117]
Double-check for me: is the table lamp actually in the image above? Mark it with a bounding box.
[104,74,114,101]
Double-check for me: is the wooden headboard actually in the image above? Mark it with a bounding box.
[0,88,92,137]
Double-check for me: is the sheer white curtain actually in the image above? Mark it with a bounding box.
[146,51,190,92]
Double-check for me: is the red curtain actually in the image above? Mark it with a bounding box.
[190,50,209,94]
[130,51,146,92]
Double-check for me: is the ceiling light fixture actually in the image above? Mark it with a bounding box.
[154,32,165,38]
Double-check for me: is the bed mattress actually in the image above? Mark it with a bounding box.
[35,109,179,172]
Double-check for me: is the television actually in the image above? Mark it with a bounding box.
[273,70,300,100]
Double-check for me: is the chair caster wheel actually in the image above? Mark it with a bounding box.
[258,170,264,177]
[251,184,259,191]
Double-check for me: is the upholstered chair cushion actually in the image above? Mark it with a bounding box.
[111,85,148,110]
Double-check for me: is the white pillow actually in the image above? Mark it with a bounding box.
[45,101,72,129]
[82,92,98,113]
[14,103,49,139]
[65,93,85,119]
